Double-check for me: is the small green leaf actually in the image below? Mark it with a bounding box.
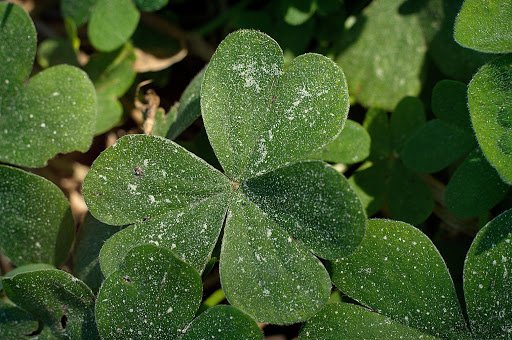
[1,263,55,291]
[363,107,391,162]
[134,0,168,12]
[0,166,74,266]
[37,38,79,68]
[99,192,229,276]
[401,119,477,174]
[88,0,140,52]
[348,161,389,217]
[282,0,316,25]
[0,300,39,338]
[336,0,426,110]
[242,160,366,259]
[220,191,331,324]
[60,0,97,27]
[2,269,99,339]
[445,148,510,217]
[0,4,96,167]
[300,303,437,339]
[73,213,124,292]
[83,134,230,225]
[202,30,349,181]
[166,68,205,140]
[464,209,512,338]
[454,0,512,53]
[390,96,426,155]
[307,119,371,164]
[328,219,471,339]
[469,54,512,184]
[96,245,202,339]
[180,305,262,339]
[387,160,433,225]
[432,80,473,132]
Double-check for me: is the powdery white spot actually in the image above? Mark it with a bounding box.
[40,123,46,128]
[171,243,176,249]
[166,306,173,313]
[266,229,272,238]
[263,289,270,296]
[99,175,107,181]
[35,242,41,248]
[148,195,156,203]
[52,92,59,96]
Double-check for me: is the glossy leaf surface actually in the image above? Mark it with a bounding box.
[464,209,512,338]
[328,219,470,339]
[300,303,437,339]
[469,54,512,184]
[96,245,202,339]
[0,166,74,266]
[0,3,96,167]
[83,134,231,225]
[180,305,262,339]
[2,269,99,339]
[454,0,512,53]
[202,30,349,181]
[445,148,510,217]
[308,119,370,164]
[220,191,332,324]
[242,160,366,259]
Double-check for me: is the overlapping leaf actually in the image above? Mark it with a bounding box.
[2,269,99,339]
[0,166,74,266]
[0,3,96,167]
[469,54,512,184]
[328,219,470,339]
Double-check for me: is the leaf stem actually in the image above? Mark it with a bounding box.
[195,288,226,316]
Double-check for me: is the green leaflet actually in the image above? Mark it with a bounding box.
[0,3,96,168]
[387,160,433,225]
[389,96,426,155]
[348,161,389,217]
[0,166,74,266]
[242,160,366,259]
[133,0,168,12]
[328,219,471,339]
[179,305,262,339]
[83,134,231,225]
[202,30,349,181]
[363,107,390,162]
[84,44,136,135]
[300,303,437,339]
[88,0,140,52]
[99,192,229,276]
[37,38,79,69]
[336,0,426,110]
[0,300,39,338]
[220,191,332,324]
[96,245,202,339]
[73,213,124,292]
[166,68,206,140]
[464,209,512,338]
[432,80,473,132]
[2,269,99,339]
[469,54,512,184]
[307,119,370,164]
[454,0,512,53]
[445,148,510,217]
[60,0,97,27]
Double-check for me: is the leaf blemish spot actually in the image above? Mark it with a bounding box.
[134,166,144,178]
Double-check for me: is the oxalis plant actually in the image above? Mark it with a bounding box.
[1,0,512,339]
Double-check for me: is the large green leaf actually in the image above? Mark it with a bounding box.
[464,209,512,338]
[387,160,433,225]
[0,300,39,338]
[328,219,470,339]
[0,166,74,266]
[2,269,99,339]
[73,213,124,292]
[469,54,512,184]
[454,0,512,53]
[300,303,437,339]
[179,305,262,339]
[0,4,96,168]
[99,192,229,276]
[88,0,140,52]
[96,245,202,339]
[242,160,366,259]
[83,134,231,225]
[202,30,349,181]
[336,0,426,110]
[307,119,370,164]
[445,148,510,217]
[220,191,332,324]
